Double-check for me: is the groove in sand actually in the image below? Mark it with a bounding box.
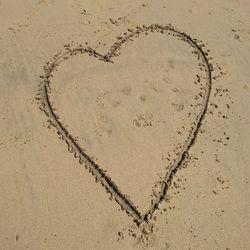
[37,24,212,229]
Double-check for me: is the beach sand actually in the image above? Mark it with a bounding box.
[0,1,249,249]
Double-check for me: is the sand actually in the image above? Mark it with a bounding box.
[0,1,250,249]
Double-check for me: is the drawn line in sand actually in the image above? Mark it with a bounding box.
[36,24,212,230]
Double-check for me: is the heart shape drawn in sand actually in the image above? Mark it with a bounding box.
[37,24,212,229]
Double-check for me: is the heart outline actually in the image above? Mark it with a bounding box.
[37,24,212,228]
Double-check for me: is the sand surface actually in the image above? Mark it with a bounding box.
[0,1,250,249]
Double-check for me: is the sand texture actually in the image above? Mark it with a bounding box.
[0,1,250,249]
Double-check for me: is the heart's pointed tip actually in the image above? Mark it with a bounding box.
[105,58,114,64]
[102,54,114,63]
[139,221,154,235]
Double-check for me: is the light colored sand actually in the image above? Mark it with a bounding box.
[0,1,250,249]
